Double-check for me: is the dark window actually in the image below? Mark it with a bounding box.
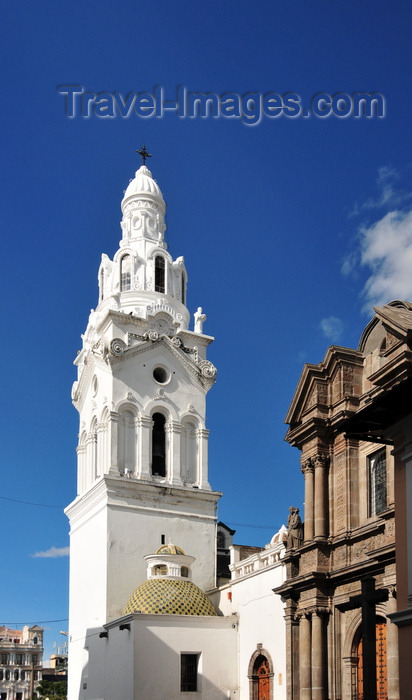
[32,654,38,665]
[1,693,7,700]
[16,693,23,700]
[16,654,23,665]
[14,669,19,680]
[1,654,8,665]
[5,670,10,681]
[181,273,186,304]
[155,256,165,293]
[152,412,166,477]
[21,670,25,680]
[120,254,132,291]
[33,636,38,645]
[153,366,168,384]
[369,449,387,516]
[181,566,189,578]
[99,268,104,302]
[33,670,39,680]
[0,670,3,680]
[153,564,167,576]
[181,653,199,692]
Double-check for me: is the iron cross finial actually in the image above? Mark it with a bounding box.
[136,145,152,166]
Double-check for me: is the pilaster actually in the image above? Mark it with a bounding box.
[138,415,152,479]
[197,428,210,489]
[166,420,183,485]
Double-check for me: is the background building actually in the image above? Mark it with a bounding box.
[0,626,43,700]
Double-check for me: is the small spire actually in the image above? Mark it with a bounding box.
[136,144,152,166]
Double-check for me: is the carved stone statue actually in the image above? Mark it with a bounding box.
[194,307,206,334]
[286,507,304,549]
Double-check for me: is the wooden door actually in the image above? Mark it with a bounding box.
[257,658,270,700]
[356,620,388,700]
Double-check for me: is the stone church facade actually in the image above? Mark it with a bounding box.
[276,304,405,700]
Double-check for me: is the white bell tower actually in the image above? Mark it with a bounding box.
[65,155,220,699]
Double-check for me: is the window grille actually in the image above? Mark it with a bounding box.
[181,653,199,692]
[155,256,165,293]
[369,449,387,516]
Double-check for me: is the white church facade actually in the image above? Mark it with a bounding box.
[65,156,287,700]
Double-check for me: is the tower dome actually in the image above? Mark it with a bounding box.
[121,165,165,212]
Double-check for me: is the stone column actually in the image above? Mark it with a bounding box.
[197,428,210,489]
[387,589,400,700]
[138,416,152,479]
[299,612,312,700]
[302,459,314,541]
[311,610,325,700]
[314,456,327,539]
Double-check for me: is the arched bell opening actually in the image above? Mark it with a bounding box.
[152,412,166,477]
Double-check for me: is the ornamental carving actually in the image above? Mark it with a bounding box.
[333,545,347,567]
[145,330,159,341]
[313,455,329,469]
[343,365,354,395]
[386,518,395,540]
[334,452,346,532]
[332,371,340,404]
[301,458,314,474]
[305,381,328,410]
[110,338,127,356]
[198,360,217,379]
[352,540,370,561]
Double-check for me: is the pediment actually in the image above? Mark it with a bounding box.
[106,332,217,391]
[359,301,412,354]
[285,346,362,427]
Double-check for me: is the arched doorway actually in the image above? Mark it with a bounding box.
[248,646,274,700]
[256,657,270,700]
[354,617,388,700]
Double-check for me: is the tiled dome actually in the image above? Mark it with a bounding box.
[123,578,216,616]
[156,543,185,556]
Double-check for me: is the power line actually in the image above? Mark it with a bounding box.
[0,495,63,508]
[0,618,68,626]
[225,521,282,530]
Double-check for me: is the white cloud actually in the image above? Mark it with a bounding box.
[319,316,343,342]
[359,207,412,312]
[31,546,70,558]
[350,166,411,216]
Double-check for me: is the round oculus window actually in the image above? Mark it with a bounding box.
[153,366,168,384]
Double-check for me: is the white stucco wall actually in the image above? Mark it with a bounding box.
[84,614,238,700]
[210,541,287,700]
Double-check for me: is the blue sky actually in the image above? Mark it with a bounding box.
[2,0,412,658]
